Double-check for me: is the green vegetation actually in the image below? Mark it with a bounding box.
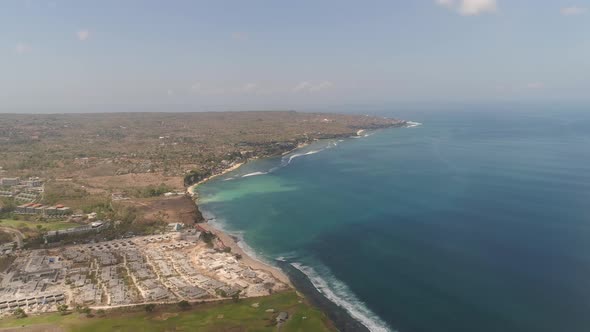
[0,291,333,332]
[177,300,191,310]
[201,231,216,246]
[124,183,175,198]
[58,304,69,315]
[184,169,212,186]
[0,197,16,212]
[0,218,75,231]
[12,308,27,319]
[44,182,112,213]
[44,182,88,205]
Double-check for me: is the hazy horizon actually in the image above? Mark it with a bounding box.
[2,0,589,113]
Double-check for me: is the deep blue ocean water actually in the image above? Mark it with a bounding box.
[197,109,590,332]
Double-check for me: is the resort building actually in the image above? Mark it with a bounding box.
[0,177,19,186]
[15,203,71,217]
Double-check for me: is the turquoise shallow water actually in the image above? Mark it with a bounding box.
[197,109,590,332]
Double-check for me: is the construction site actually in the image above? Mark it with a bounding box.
[0,228,287,315]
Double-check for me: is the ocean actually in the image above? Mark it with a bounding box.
[196,108,590,332]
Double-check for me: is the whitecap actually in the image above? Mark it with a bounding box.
[290,262,394,332]
[241,171,268,178]
[281,149,322,166]
[405,121,422,128]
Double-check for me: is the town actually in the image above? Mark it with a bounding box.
[0,220,286,316]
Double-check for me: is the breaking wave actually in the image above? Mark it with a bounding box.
[405,121,422,128]
[241,171,268,178]
[290,262,394,332]
[281,149,323,166]
[222,140,344,181]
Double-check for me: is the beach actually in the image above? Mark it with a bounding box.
[190,133,392,331]
[195,222,292,286]
[186,162,244,198]
[185,161,292,288]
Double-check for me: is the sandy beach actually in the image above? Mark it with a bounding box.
[186,162,244,198]
[185,161,292,287]
[196,222,292,286]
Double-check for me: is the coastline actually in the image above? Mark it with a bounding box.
[195,222,292,286]
[186,162,244,198]
[183,139,330,288]
[184,125,404,331]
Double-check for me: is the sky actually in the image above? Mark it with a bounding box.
[1,0,589,112]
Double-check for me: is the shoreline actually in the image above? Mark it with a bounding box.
[184,125,404,331]
[195,222,292,286]
[186,162,245,198]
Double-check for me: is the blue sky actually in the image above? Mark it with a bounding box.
[1,0,589,112]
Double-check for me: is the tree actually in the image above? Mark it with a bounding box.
[13,308,27,318]
[231,290,241,303]
[58,304,69,315]
[177,300,190,310]
[144,303,156,312]
[77,305,91,315]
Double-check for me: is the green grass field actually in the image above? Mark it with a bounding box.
[0,219,75,231]
[0,291,334,332]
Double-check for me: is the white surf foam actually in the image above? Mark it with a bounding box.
[405,121,422,128]
[275,251,299,262]
[290,262,394,332]
[241,171,268,178]
[281,149,323,166]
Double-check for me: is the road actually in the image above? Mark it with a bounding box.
[0,227,25,248]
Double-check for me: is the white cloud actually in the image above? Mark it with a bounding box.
[189,83,225,95]
[292,81,312,93]
[76,29,90,41]
[561,6,587,16]
[292,81,334,93]
[526,82,544,89]
[436,0,497,16]
[15,42,31,54]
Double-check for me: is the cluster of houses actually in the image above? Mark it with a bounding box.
[0,177,43,203]
[14,203,71,217]
[0,251,66,314]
